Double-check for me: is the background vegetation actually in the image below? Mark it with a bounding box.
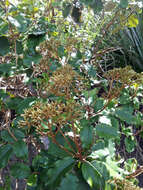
[0,0,143,189]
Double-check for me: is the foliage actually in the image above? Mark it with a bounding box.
[117,10,143,72]
[0,0,143,190]
[102,7,143,72]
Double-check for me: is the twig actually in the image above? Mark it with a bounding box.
[5,109,18,142]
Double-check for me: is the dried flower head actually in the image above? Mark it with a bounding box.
[109,178,142,190]
[35,35,78,75]
[103,66,143,99]
[104,66,143,86]
[45,64,84,99]
[20,99,82,136]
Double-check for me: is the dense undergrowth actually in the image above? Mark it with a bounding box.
[0,0,143,189]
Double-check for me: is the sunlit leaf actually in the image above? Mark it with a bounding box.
[126,15,139,28]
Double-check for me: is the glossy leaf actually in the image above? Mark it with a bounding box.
[127,15,139,28]
[48,157,75,187]
[27,173,37,187]
[8,15,29,33]
[82,161,105,189]
[58,173,78,190]
[92,161,110,181]
[89,148,110,159]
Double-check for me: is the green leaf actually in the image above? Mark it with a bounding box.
[17,97,36,114]
[81,0,103,12]
[48,157,75,187]
[27,34,45,54]
[118,92,130,104]
[77,180,91,190]
[80,0,95,7]
[82,161,105,189]
[92,139,105,150]
[8,15,29,33]
[96,123,118,139]
[89,148,109,159]
[127,15,139,28]
[110,117,119,130]
[105,183,114,190]
[10,163,31,179]
[83,88,97,102]
[12,140,28,158]
[1,129,25,143]
[80,124,93,149]
[27,174,37,187]
[94,98,104,112]
[14,129,25,139]
[120,0,128,8]
[48,135,71,158]
[125,136,136,153]
[92,161,110,181]
[1,130,15,143]
[58,173,78,190]
[108,140,116,157]
[0,20,9,35]
[115,106,135,124]
[5,97,22,110]
[105,156,123,178]
[23,53,42,67]
[0,37,10,55]
[0,144,13,169]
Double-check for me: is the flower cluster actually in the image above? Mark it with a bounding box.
[104,66,143,86]
[46,64,84,99]
[20,99,82,137]
[109,178,142,190]
[104,66,143,99]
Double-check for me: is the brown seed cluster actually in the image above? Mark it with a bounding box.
[36,36,78,74]
[104,66,143,99]
[20,100,82,137]
[109,178,142,190]
[104,66,143,86]
[46,64,84,99]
